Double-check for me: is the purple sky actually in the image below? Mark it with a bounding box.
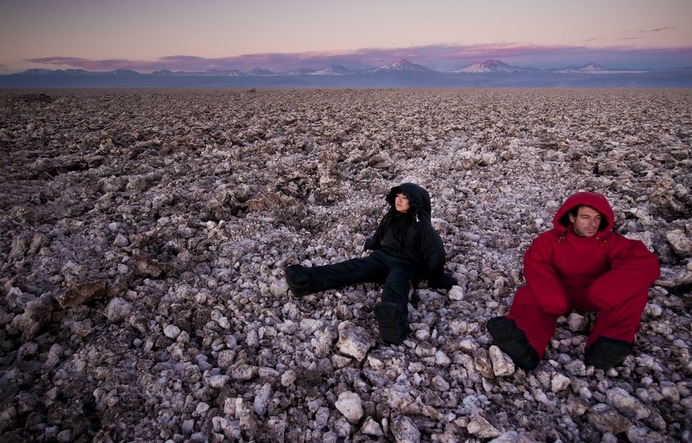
[1,0,691,74]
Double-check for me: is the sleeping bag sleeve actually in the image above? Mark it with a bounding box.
[587,236,660,309]
[523,233,569,315]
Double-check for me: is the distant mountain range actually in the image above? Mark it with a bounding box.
[2,59,691,88]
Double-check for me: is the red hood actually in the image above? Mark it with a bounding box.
[553,192,614,236]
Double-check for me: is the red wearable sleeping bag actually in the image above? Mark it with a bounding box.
[509,192,661,354]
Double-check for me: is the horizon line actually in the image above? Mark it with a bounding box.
[8,58,690,76]
[6,42,692,74]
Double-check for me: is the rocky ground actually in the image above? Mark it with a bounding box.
[0,88,690,443]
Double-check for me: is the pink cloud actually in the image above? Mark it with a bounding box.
[27,56,168,72]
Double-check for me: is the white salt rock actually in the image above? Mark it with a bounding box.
[659,381,681,403]
[281,369,296,387]
[489,345,515,377]
[334,391,363,424]
[195,402,210,415]
[386,383,415,409]
[586,403,631,435]
[566,396,590,416]
[367,355,385,370]
[181,419,194,434]
[566,312,587,332]
[336,321,374,361]
[432,374,450,392]
[361,417,384,436]
[551,373,571,392]
[391,415,421,443]
[44,344,63,370]
[207,375,229,389]
[113,233,129,247]
[447,286,465,301]
[606,387,650,420]
[644,303,662,317]
[434,350,451,367]
[467,411,501,439]
[163,324,181,339]
[269,279,289,297]
[104,297,132,323]
[253,383,272,416]
[300,318,324,335]
[666,229,692,256]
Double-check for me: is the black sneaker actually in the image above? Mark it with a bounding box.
[374,302,409,345]
[584,336,633,370]
[284,265,312,297]
[487,316,540,370]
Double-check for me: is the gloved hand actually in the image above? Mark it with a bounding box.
[364,237,376,251]
[429,273,458,290]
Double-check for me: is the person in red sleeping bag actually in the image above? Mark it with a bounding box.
[487,191,660,371]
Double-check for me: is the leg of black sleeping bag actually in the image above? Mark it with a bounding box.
[374,303,408,344]
[312,252,389,291]
[375,263,416,344]
[286,252,389,296]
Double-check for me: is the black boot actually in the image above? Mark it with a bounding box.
[284,265,312,297]
[585,336,633,370]
[374,302,409,345]
[487,316,540,370]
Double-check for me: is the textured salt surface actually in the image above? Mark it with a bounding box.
[0,89,690,442]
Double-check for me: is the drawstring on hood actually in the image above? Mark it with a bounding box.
[553,192,614,243]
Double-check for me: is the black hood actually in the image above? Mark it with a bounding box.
[385,183,432,217]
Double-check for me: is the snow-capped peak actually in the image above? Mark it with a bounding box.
[578,63,607,72]
[371,59,432,73]
[450,59,524,73]
[312,65,351,75]
[554,63,608,73]
[553,63,646,74]
[247,68,274,76]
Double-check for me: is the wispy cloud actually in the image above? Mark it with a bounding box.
[633,26,677,34]
[617,26,679,43]
[25,42,692,73]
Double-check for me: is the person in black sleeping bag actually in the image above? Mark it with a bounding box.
[285,182,457,345]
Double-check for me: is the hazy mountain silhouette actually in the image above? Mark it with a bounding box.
[2,59,691,88]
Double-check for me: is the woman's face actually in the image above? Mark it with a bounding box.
[395,193,410,213]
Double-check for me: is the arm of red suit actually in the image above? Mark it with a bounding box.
[523,234,569,315]
[587,236,661,309]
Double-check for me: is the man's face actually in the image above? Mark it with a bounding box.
[568,206,602,237]
[395,193,410,213]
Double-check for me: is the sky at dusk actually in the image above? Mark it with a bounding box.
[1,0,691,74]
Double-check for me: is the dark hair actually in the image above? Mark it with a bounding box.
[380,204,417,248]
